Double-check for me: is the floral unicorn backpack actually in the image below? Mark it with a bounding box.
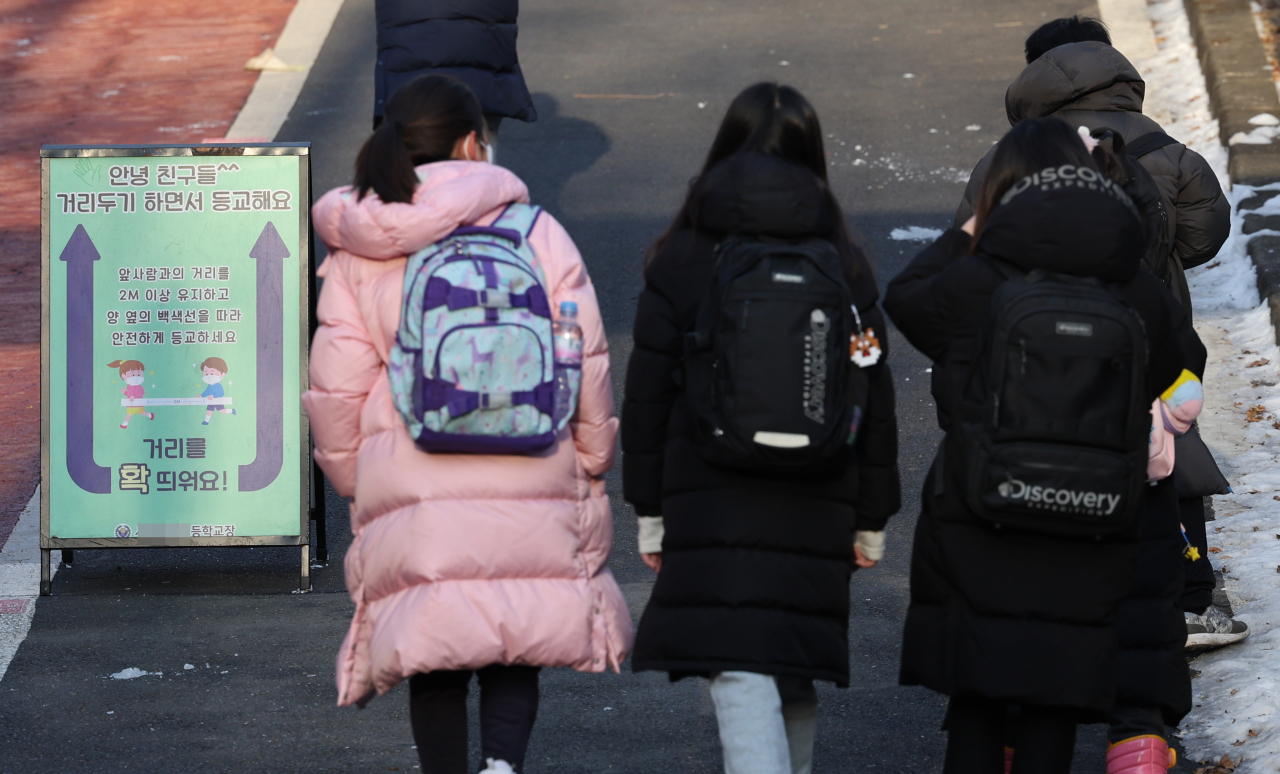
[388,203,575,454]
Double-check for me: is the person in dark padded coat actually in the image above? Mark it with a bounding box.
[954,25,1228,317]
[374,0,536,135]
[974,13,1247,674]
[623,82,900,774]
[886,118,1206,774]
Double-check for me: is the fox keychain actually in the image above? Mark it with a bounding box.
[850,304,882,367]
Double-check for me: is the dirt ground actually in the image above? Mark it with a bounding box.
[0,0,296,549]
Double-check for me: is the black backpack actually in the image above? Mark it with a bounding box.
[949,266,1151,539]
[682,236,869,472]
[1093,129,1178,285]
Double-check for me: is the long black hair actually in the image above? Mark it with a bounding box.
[971,117,1099,247]
[646,82,864,279]
[353,74,487,203]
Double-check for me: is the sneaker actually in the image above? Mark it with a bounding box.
[1186,605,1249,651]
[479,760,515,774]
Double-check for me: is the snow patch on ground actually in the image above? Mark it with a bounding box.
[1230,126,1280,145]
[1179,306,1280,772]
[110,667,162,680]
[1136,0,1229,190]
[889,226,944,242]
[1135,2,1280,769]
[829,147,971,183]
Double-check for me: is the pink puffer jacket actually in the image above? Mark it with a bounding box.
[304,161,632,707]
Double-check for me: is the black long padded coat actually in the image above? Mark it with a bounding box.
[374,0,536,124]
[885,180,1205,715]
[954,41,1229,317]
[623,153,901,686]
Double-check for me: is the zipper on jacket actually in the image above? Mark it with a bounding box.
[1019,339,1027,379]
[741,299,750,331]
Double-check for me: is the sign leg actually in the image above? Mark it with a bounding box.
[300,544,310,592]
[40,549,51,596]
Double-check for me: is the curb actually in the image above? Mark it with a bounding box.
[1184,0,1280,330]
[1242,190,1280,331]
[1184,0,1280,184]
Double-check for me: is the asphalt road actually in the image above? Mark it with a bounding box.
[0,0,1202,771]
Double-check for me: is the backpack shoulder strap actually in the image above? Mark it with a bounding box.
[491,203,543,241]
[445,204,543,249]
[986,256,1023,282]
[1126,132,1180,159]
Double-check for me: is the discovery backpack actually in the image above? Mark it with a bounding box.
[682,236,871,472]
[388,203,575,454]
[949,265,1151,539]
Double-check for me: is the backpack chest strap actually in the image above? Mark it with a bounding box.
[424,276,551,316]
[420,379,555,418]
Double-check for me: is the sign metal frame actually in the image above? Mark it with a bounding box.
[39,143,313,592]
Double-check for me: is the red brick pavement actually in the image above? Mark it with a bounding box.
[0,0,297,550]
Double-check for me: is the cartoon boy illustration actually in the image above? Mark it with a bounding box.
[108,359,155,429]
[198,356,235,426]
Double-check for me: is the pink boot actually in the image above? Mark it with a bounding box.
[1004,747,1014,774]
[1106,736,1175,773]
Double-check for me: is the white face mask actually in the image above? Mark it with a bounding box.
[125,376,144,386]
[202,374,222,385]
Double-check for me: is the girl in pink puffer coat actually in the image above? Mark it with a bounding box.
[304,75,632,774]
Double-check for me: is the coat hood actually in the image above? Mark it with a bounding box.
[312,161,529,261]
[975,164,1143,283]
[693,152,836,238]
[1006,42,1146,126]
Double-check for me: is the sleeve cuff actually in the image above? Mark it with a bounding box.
[855,530,885,562]
[638,516,664,554]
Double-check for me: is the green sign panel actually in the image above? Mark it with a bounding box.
[40,145,311,551]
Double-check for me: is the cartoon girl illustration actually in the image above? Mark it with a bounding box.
[108,359,154,429]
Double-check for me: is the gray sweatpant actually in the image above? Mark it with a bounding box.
[709,671,818,774]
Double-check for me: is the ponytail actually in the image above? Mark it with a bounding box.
[107,359,144,377]
[354,75,487,204]
[354,120,420,204]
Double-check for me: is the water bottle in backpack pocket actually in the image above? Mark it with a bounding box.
[949,267,1151,539]
[387,203,578,454]
[682,236,870,473]
[553,301,583,425]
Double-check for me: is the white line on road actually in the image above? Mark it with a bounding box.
[225,0,346,141]
[1097,0,1160,61]
[0,489,55,683]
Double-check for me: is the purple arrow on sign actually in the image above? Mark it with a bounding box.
[61,225,111,494]
[238,221,288,492]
